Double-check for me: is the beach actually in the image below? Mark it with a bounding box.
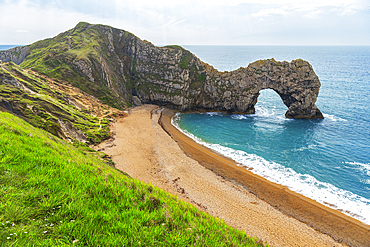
[96,105,369,247]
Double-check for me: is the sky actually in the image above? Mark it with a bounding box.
[0,0,369,46]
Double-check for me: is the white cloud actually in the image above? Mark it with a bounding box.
[339,8,357,16]
[0,0,94,44]
[304,10,323,19]
[115,0,369,8]
[251,7,290,18]
[162,18,188,28]
[0,0,369,45]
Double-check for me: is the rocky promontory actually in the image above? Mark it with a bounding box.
[0,22,323,119]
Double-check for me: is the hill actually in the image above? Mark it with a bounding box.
[0,61,124,144]
[0,111,267,246]
[0,22,323,119]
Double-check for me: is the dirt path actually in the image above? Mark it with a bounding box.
[97,105,347,247]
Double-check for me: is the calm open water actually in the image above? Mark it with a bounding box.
[0,45,18,51]
[174,45,370,225]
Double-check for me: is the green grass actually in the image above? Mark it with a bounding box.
[4,22,212,110]
[179,50,192,69]
[0,112,268,246]
[0,62,112,144]
[18,25,128,110]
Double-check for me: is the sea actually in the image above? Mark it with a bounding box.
[0,45,18,51]
[2,44,369,225]
[173,45,370,225]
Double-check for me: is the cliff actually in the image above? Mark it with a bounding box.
[0,61,122,144]
[0,45,30,65]
[0,22,323,119]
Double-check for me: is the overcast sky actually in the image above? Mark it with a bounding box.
[0,0,369,45]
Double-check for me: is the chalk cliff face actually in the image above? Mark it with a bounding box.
[0,22,323,119]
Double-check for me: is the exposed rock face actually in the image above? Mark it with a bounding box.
[0,46,30,65]
[58,119,87,143]
[129,39,323,119]
[0,22,323,119]
[132,96,142,106]
[72,59,95,82]
[198,59,323,119]
[0,68,23,88]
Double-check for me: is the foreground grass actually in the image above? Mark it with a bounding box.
[0,112,268,246]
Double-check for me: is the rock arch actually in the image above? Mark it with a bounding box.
[0,25,323,119]
[196,58,324,119]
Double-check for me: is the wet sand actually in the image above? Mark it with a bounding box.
[97,105,370,247]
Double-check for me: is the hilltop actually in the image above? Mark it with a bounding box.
[1,22,323,119]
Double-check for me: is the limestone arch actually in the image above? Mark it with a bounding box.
[243,59,324,119]
[195,59,324,119]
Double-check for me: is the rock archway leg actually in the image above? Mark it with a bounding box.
[274,90,323,119]
[249,88,324,119]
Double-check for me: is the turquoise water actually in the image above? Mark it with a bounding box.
[174,46,370,225]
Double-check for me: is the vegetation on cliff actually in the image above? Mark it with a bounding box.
[0,61,120,144]
[1,21,323,118]
[0,20,326,246]
[18,22,129,110]
[0,112,267,246]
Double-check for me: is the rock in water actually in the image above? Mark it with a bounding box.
[197,58,324,119]
[0,22,323,119]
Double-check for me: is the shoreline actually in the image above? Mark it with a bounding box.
[98,105,364,247]
[159,108,370,247]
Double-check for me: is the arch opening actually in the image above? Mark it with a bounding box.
[254,89,288,117]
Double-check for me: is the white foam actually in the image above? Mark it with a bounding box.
[363,180,370,185]
[172,114,370,225]
[254,105,274,118]
[205,112,221,116]
[254,105,290,122]
[345,162,370,176]
[229,106,287,121]
[323,113,347,122]
[293,144,318,152]
[230,114,248,120]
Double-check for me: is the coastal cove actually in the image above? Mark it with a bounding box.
[97,105,348,247]
[2,21,369,245]
[160,108,370,247]
[176,45,370,225]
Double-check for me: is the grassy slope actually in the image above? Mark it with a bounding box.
[0,112,268,246]
[20,22,128,110]
[0,62,114,144]
[18,22,208,110]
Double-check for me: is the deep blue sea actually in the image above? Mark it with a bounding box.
[0,45,18,51]
[173,45,370,225]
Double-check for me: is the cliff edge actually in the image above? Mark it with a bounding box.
[0,22,323,119]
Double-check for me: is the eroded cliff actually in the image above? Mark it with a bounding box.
[0,22,323,119]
